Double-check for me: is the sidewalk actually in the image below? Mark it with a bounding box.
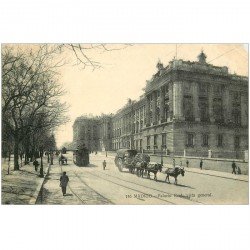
[98,153,248,182]
[163,163,248,182]
[1,158,50,205]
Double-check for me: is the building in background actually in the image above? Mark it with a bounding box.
[73,51,248,159]
[72,114,113,152]
[72,116,100,151]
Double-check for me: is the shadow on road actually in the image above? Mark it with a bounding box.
[153,179,195,189]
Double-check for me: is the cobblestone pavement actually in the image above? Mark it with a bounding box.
[38,152,248,205]
[37,156,113,205]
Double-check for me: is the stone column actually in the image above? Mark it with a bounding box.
[193,82,200,122]
[208,84,215,123]
[169,83,173,120]
[223,86,231,123]
[152,91,157,124]
[145,95,150,126]
[241,93,248,126]
[160,86,165,122]
[173,82,184,120]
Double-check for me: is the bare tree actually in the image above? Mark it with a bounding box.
[2,45,69,170]
[2,43,131,171]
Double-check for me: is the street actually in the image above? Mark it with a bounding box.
[38,152,248,205]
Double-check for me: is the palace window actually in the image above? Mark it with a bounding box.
[199,97,209,122]
[162,133,166,148]
[232,111,241,125]
[186,133,194,147]
[164,104,169,121]
[234,136,240,148]
[184,95,194,121]
[213,98,223,123]
[217,134,223,147]
[156,107,160,123]
[202,134,209,147]
[147,136,150,149]
[154,135,158,149]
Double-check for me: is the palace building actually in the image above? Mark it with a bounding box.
[73,51,248,159]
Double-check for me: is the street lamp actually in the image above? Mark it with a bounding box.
[161,145,164,166]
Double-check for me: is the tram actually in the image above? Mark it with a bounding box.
[73,144,89,166]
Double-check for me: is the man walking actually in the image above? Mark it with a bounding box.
[186,160,189,168]
[60,171,69,196]
[103,160,107,170]
[33,159,39,172]
[200,159,203,170]
[232,161,237,175]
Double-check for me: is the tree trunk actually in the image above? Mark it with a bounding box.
[40,149,44,177]
[47,152,50,163]
[14,134,19,170]
[7,150,11,175]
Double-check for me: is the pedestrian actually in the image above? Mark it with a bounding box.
[180,161,182,167]
[60,171,69,196]
[200,159,203,170]
[33,159,39,172]
[103,160,107,170]
[173,158,175,167]
[186,160,189,168]
[232,161,237,175]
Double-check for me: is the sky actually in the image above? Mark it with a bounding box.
[51,44,248,147]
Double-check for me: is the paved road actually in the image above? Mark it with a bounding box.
[38,152,248,205]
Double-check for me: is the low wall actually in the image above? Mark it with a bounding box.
[149,155,249,175]
[100,151,249,175]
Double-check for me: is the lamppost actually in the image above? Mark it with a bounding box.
[161,145,164,165]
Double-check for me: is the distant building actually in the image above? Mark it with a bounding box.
[72,114,113,151]
[73,51,248,159]
[72,116,100,151]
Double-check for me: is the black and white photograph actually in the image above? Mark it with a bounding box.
[1,44,248,205]
[0,1,249,250]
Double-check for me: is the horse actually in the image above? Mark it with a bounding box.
[134,161,148,177]
[165,166,185,185]
[145,162,163,181]
[132,153,150,177]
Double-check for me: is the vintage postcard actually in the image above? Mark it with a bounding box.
[1,44,249,205]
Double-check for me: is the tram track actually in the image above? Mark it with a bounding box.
[60,165,113,204]
[82,169,203,205]
[59,165,87,204]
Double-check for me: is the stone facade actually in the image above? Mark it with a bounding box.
[111,52,248,159]
[73,52,248,159]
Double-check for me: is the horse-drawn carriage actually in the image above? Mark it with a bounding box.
[114,149,185,184]
[59,154,67,165]
[114,149,138,172]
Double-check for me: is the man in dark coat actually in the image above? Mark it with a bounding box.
[60,171,69,196]
[186,160,189,168]
[232,161,237,175]
[200,159,203,170]
[103,160,107,170]
[33,159,39,172]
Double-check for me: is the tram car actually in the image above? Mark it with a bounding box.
[73,145,89,166]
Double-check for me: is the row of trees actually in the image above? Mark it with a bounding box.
[2,45,69,171]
